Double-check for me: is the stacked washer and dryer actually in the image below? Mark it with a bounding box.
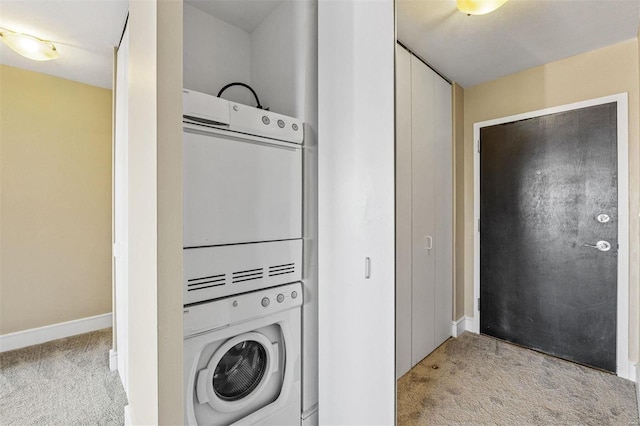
[182,89,304,425]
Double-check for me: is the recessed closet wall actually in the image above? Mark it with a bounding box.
[396,44,453,378]
[183,2,316,117]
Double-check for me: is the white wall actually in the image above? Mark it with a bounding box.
[318,0,396,424]
[127,2,160,422]
[250,1,303,117]
[183,4,251,105]
[184,1,317,117]
[126,1,184,423]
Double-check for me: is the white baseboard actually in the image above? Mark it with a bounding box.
[0,313,112,353]
[451,316,474,337]
[109,349,118,372]
[451,317,464,337]
[464,317,474,333]
[124,405,133,426]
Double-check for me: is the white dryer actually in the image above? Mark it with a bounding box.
[184,282,302,425]
[182,88,304,306]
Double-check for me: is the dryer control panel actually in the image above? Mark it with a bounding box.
[183,282,303,338]
[183,89,303,144]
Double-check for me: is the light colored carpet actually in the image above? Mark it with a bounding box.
[0,328,127,426]
[398,332,639,426]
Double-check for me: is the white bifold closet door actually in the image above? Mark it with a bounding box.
[395,45,413,379]
[396,44,453,379]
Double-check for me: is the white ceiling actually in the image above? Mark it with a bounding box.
[0,0,128,89]
[397,0,640,88]
[1,0,637,90]
[185,0,284,32]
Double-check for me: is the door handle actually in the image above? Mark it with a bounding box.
[365,257,371,279]
[583,240,611,252]
[425,236,433,251]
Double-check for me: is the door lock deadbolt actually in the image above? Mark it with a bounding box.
[583,240,611,252]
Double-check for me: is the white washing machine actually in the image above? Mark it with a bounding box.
[184,282,302,425]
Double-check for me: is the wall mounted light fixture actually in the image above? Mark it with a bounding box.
[0,28,59,61]
[457,0,509,15]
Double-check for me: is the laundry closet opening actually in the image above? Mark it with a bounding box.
[181,1,318,425]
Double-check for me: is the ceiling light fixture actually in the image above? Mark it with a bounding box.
[0,28,59,61]
[457,0,509,15]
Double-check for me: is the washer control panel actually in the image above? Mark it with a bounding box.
[184,282,303,337]
[257,284,300,309]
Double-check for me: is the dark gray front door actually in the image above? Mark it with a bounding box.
[480,102,618,372]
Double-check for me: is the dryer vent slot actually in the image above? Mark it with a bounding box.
[232,268,264,284]
[187,273,226,291]
[268,263,295,277]
[188,273,225,283]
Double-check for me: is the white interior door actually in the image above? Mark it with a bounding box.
[318,0,395,424]
[114,25,129,393]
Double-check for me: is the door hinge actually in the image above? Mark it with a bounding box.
[477,298,481,311]
[477,218,480,232]
[477,139,481,153]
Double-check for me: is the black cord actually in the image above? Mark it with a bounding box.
[217,82,265,110]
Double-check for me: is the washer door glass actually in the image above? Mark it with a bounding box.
[213,340,267,401]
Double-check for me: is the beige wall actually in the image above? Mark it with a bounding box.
[126,0,183,424]
[157,0,184,423]
[463,39,640,362]
[453,82,465,320]
[0,65,112,334]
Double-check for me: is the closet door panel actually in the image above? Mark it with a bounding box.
[395,46,413,379]
[318,1,396,423]
[410,56,436,365]
[433,77,453,347]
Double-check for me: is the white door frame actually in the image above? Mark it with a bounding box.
[472,93,631,380]
[114,24,129,394]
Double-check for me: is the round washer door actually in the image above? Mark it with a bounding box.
[196,332,278,413]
